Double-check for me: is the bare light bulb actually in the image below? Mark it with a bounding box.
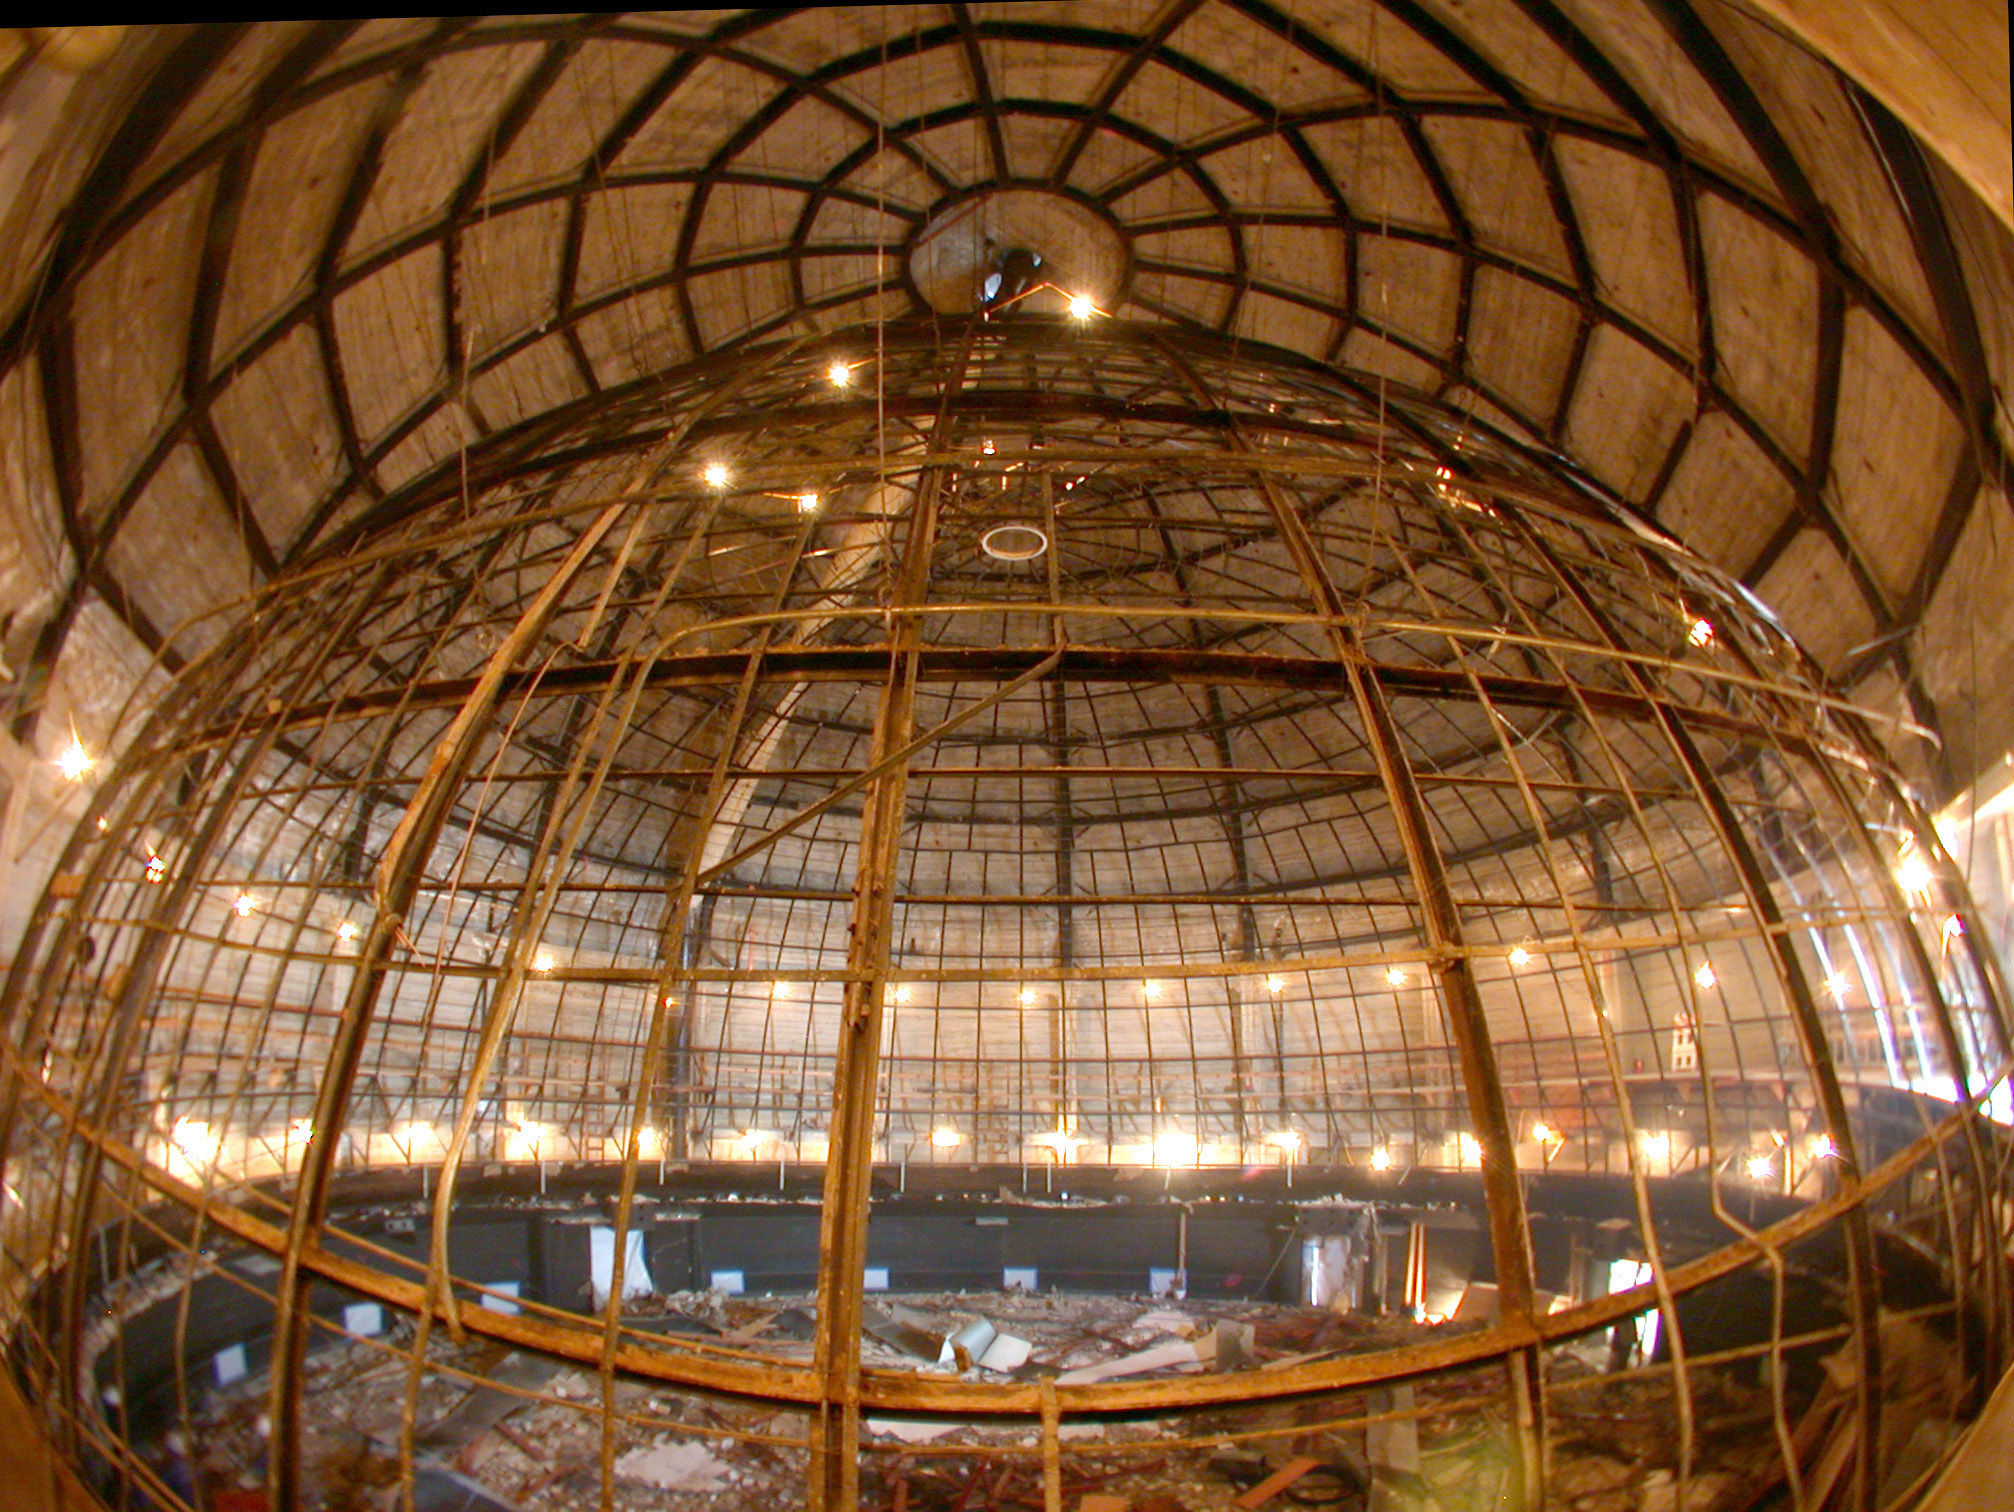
[1384,965,1408,987]
[335,920,360,944]
[1017,987,1037,1007]
[232,892,257,919]
[796,491,821,514]
[1687,618,1714,648]
[1746,1153,1775,1181]
[703,461,730,489]
[930,1126,962,1149]
[827,359,853,387]
[1508,944,1531,968]
[1693,961,1717,990]
[1264,974,1286,994]
[1369,1145,1394,1172]
[56,733,94,782]
[1067,292,1096,320]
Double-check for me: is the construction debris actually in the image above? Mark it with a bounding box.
[125,1286,1920,1511]
[1232,1455,1323,1508]
[613,1438,733,1492]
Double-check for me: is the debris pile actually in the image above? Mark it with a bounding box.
[126,1291,1954,1511]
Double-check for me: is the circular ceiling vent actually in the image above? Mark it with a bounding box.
[979,521,1049,561]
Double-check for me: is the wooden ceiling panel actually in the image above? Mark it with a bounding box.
[0,367,61,584]
[303,18,440,84]
[328,244,448,445]
[207,325,347,551]
[1701,2,1941,338]
[1697,194,1817,466]
[1554,136,1695,356]
[1132,223,1235,275]
[1753,526,1876,673]
[485,39,681,199]
[744,5,949,76]
[1300,116,1451,232]
[1292,0,1495,97]
[1001,113,1082,182]
[460,198,570,353]
[1654,410,1798,576]
[1231,287,1336,358]
[1420,115,1574,280]
[1355,235,1462,353]
[816,28,975,124]
[691,184,813,260]
[464,334,591,434]
[1426,0,1623,122]
[1107,164,1220,221]
[610,54,786,175]
[1163,5,1372,113]
[1196,134,1339,215]
[1916,484,2014,774]
[1558,325,1697,500]
[742,96,874,181]
[903,119,995,190]
[1111,57,1264,143]
[837,143,945,215]
[1828,305,1966,604]
[799,251,888,308]
[1339,328,1445,392]
[128,22,326,194]
[345,40,548,255]
[1466,265,1581,424]
[1546,0,1773,194]
[976,38,1117,110]
[100,442,252,631]
[215,80,390,361]
[1247,223,1349,302]
[575,182,694,300]
[68,169,212,523]
[375,400,483,496]
[687,260,796,350]
[1060,124,1168,197]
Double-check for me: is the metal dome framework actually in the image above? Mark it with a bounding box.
[2,320,2011,1508]
[3,7,2008,790]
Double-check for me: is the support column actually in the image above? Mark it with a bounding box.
[806,372,965,1505]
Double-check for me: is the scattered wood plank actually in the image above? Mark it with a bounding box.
[1234,1456,1323,1508]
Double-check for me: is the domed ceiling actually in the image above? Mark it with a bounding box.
[0,8,2007,804]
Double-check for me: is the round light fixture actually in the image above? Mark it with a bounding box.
[980,522,1049,561]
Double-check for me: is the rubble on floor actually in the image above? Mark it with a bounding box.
[146,1290,1903,1511]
